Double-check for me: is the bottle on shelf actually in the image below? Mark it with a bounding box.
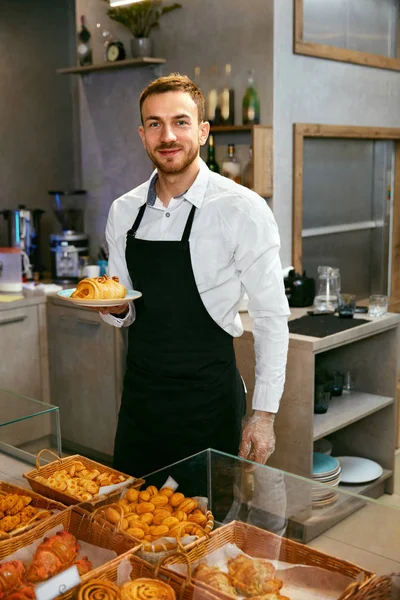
[220,63,235,126]
[77,15,92,66]
[206,135,220,173]
[242,69,260,125]
[222,144,241,184]
[242,147,253,190]
[206,65,222,126]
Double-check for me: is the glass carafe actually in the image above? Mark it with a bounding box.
[314,266,340,312]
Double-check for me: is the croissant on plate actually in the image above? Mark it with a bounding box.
[71,276,126,300]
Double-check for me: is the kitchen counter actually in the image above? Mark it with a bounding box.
[0,292,47,312]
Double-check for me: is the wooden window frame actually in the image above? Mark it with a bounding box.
[292,123,400,303]
[294,0,400,72]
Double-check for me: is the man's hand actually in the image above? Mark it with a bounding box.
[239,410,276,464]
[96,304,130,316]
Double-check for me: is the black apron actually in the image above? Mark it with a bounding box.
[113,202,246,477]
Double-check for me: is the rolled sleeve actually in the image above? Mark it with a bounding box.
[234,196,290,413]
[100,201,136,329]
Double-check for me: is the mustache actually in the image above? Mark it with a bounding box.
[156,143,182,151]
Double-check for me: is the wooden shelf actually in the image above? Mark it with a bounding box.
[313,392,393,440]
[288,469,392,543]
[208,125,273,198]
[210,125,254,132]
[57,57,166,75]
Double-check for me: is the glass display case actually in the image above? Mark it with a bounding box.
[143,449,400,576]
[0,387,61,463]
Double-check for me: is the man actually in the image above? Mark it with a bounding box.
[100,73,289,477]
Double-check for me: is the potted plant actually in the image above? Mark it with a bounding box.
[106,0,182,58]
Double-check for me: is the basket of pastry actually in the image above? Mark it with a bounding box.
[0,505,140,600]
[60,550,222,600]
[92,484,214,564]
[0,481,66,542]
[163,520,374,600]
[23,449,144,507]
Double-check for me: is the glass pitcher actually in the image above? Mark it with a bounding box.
[314,266,340,312]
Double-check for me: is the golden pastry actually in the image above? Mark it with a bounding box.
[136,502,155,515]
[139,513,153,525]
[151,495,169,508]
[194,564,237,596]
[173,510,187,522]
[71,276,126,300]
[179,498,197,513]
[125,489,139,503]
[162,517,179,529]
[139,491,151,502]
[228,555,276,597]
[126,527,145,539]
[106,508,121,525]
[159,487,174,498]
[169,493,184,508]
[188,511,207,526]
[146,486,158,497]
[120,578,175,600]
[149,525,169,537]
[78,578,121,600]
[152,509,170,525]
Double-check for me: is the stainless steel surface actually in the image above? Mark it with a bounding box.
[303,0,398,58]
[302,138,392,298]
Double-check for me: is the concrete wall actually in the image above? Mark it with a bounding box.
[75,0,274,257]
[0,0,78,270]
[273,0,400,268]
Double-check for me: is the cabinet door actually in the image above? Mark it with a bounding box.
[47,303,120,456]
[0,306,42,399]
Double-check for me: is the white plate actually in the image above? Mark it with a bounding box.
[335,456,383,484]
[57,288,142,308]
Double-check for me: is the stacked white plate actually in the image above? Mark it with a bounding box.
[312,452,341,508]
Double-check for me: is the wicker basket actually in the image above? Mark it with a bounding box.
[0,480,66,542]
[337,573,396,600]
[0,505,140,587]
[59,550,221,600]
[91,501,214,565]
[23,449,144,507]
[164,520,374,600]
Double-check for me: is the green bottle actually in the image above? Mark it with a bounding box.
[242,69,260,125]
[206,135,220,173]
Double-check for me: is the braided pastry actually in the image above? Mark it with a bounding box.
[71,276,126,300]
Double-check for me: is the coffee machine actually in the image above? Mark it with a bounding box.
[0,206,45,279]
[49,190,89,283]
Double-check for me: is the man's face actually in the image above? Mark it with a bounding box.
[138,91,209,175]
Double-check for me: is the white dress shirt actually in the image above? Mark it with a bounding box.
[102,159,290,413]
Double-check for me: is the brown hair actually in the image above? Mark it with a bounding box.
[139,73,205,123]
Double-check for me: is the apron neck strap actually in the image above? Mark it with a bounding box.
[181,204,197,242]
[127,202,197,241]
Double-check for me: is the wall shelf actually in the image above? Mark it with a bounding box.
[208,125,273,198]
[56,57,166,75]
[313,392,394,440]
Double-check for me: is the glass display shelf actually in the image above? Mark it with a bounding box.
[143,449,400,576]
[0,387,61,464]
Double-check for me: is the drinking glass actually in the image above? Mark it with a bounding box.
[314,386,331,414]
[368,295,388,318]
[338,293,356,318]
[343,370,356,393]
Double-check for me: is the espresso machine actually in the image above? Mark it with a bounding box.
[49,190,89,283]
[0,206,45,279]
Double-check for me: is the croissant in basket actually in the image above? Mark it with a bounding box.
[26,531,86,583]
[71,276,126,300]
[227,555,280,597]
[193,564,238,597]
[0,561,27,595]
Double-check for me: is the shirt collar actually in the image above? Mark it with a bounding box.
[145,158,210,209]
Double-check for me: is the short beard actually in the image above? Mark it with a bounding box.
[147,144,199,175]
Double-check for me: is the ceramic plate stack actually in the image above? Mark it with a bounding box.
[312,452,341,508]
